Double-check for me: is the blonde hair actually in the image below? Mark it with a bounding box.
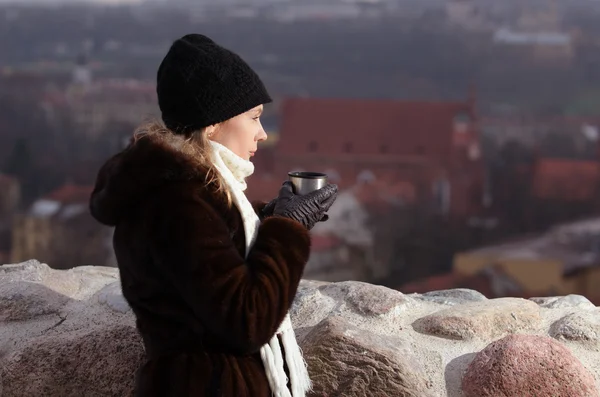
[133,119,233,207]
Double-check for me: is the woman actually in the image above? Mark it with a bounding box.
[89,33,338,397]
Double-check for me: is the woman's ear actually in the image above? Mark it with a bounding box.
[206,124,218,139]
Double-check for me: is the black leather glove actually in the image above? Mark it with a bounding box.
[264,181,338,230]
[260,198,277,221]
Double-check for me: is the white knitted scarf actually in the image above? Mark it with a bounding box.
[209,141,312,397]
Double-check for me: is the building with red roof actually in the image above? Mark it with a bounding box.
[531,158,600,202]
[262,96,485,219]
[10,183,113,269]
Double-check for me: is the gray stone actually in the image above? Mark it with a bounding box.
[416,288,488,306]
[290,285,337,331]
[68,266,119,300]
[298,279,330,290]
[95,282,131,314]
[3,260,600,397]
[413,298,541,340]
[550,310,600,344]
[530,295,596,309]
[0,282,70,322]
[0,260,48,279]
[302,317,433,397]
[0,260,117,301]
[0,325,144,397]
[319,281,413,316]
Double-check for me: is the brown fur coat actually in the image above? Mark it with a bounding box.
[89,131,311,397]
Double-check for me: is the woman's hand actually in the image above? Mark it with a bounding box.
[262,181,338,230]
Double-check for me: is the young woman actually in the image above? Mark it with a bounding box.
[89,33,338,397]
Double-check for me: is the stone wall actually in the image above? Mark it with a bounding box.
[1,260,599,397]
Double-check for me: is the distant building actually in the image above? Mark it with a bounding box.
[42,78,159,139]
[493,28,574,63]
[0,173,20,220]
[72,54,93,88]
[305,182,414,282]
[10,183,113,269]
[481,116,600,149]
[451,216,600,302]
[400,267,526,299]
[516,1,561,32]
[305,234,365,281]
[269,96,484,220]
[244,94,486,283]
[493,28,570,46]
[446,0,489,31]
[531,158,600,203]
[0,174,21,264]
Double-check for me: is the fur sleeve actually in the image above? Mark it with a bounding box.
[251,200,268,216]
[151,197,310,355]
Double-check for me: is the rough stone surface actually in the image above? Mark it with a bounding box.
[95,281,131,314]
[0,282,70,322]
[303,317,432,397]
[290,282,337,330]
[530,294,596,309]
[2,326,144,397]
[322,281,412,316]
[462,334,599,397]
[415,288,487,306]
[2,259,600,397]
[413,298,542,340]
[550,309,600,344]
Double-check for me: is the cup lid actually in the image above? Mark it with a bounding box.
[288,171,327,179]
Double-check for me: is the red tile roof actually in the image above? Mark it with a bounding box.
[532,158,600,201]
[278,97,474,164]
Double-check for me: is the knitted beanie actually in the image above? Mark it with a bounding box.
[156,34,272,135]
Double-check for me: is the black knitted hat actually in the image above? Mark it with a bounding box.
[156,34,272,135]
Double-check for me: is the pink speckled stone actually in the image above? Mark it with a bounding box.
[462,334,599,397]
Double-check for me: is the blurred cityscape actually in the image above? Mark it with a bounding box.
[2,0,600,302]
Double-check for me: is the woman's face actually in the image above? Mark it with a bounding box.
[208,105,267,161]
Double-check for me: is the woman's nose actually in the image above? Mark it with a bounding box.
[257,126,267,141]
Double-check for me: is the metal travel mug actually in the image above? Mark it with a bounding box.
[288,171,328,195]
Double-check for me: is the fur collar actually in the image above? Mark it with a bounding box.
[90,131,215,226]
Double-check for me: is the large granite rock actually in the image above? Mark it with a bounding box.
[413,298,542,341]
[3,326,143,397]
[1,260,600,397]
[303,317,432,397]
[462,335,598,397]
[550,309,600,345]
